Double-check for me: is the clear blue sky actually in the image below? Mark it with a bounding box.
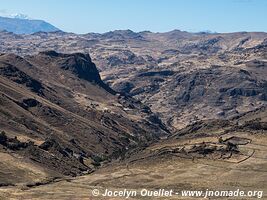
[0,0,266,33]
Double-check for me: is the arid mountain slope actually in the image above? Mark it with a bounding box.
[118,64,267,129]
[0,51,169,186]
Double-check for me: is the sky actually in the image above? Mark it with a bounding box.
[0,0,266,33]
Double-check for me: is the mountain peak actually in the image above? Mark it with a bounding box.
[0,16,60,34]
[102,29,144,40]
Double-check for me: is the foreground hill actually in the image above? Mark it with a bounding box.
[0,51,169,186]
[1,106,266,199]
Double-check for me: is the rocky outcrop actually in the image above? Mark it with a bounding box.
[37,51,116,94]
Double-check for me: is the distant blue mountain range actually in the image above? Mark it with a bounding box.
[0,16,60,34]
